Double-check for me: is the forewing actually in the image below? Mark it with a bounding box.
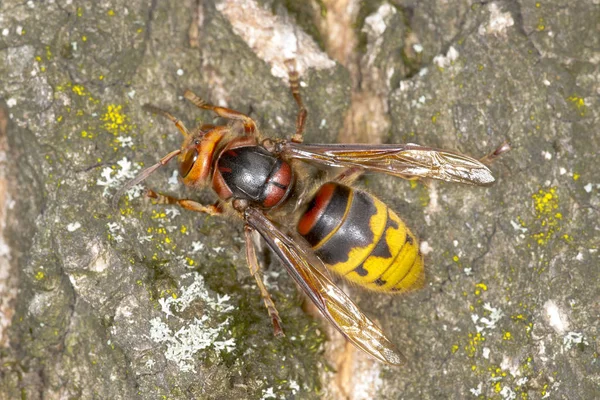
[284,142,495,186]
[245,208,405,365]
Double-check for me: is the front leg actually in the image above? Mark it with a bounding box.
[145,189,222,216]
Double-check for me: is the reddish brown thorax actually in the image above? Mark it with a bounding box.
[210,136,293,209]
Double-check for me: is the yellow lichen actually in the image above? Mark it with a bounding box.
[476,283,488,291]
[494,382,502,393]
[34,271,45,280]
[72,85,86,96]
[531,187,566,245]
[151,210,167,219]
[567,95,586,116]
[537,18,545,31]
[466,332,485,357]
[101,104,133,136]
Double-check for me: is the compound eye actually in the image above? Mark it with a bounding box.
[179,148,198,177]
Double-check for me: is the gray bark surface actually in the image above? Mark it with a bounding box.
[0,1,598,399]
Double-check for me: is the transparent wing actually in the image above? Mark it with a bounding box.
[245,207,405,365]
[283,142,495,186]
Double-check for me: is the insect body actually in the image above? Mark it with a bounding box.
[298,183,423,293]
[114,64,507,365]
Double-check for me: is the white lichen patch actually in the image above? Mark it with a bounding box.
[137,234,153,243]
[149,316,234,372]
[288,380,300,395]
[563,331,587,351]
[88,250,109,273]
[499,386,516,400]
[164,208,180,219]
[364,3,396,36]
[260,387,277,400]
[472,303,504,333]
[500,355,521,377]
[478,3,514,37]
[107,222,125,243]
[470,382,483,396]
[168,170,179,187]
[482,347,490,359]
[510,220,527,233]
[66,222,81,232]
[515,377,528,386]
[116,136,134,148]
[362,3,397,67]
[425,182,440,214]
[543,300,569,334]
[149,273,236,372]
[96,157,142,198]
[419,241,433,255]
[433,46,459,68]
[262,270,282,291]
[215,0,335,80]
[158,272,234,318]
[190,241,205,253]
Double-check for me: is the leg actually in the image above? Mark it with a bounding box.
[332,167,364,186]
[244,226,284,337]
[183,90,257,135]
[143,104,191,137]
[145,189,222,216]
[285,59,308,143]
[479,141,511,166]
[199,124,216,132]
[112,149,183,210]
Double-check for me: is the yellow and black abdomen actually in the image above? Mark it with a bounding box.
[297,182,424,293]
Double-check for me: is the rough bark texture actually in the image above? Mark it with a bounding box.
[0,0,598,399]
